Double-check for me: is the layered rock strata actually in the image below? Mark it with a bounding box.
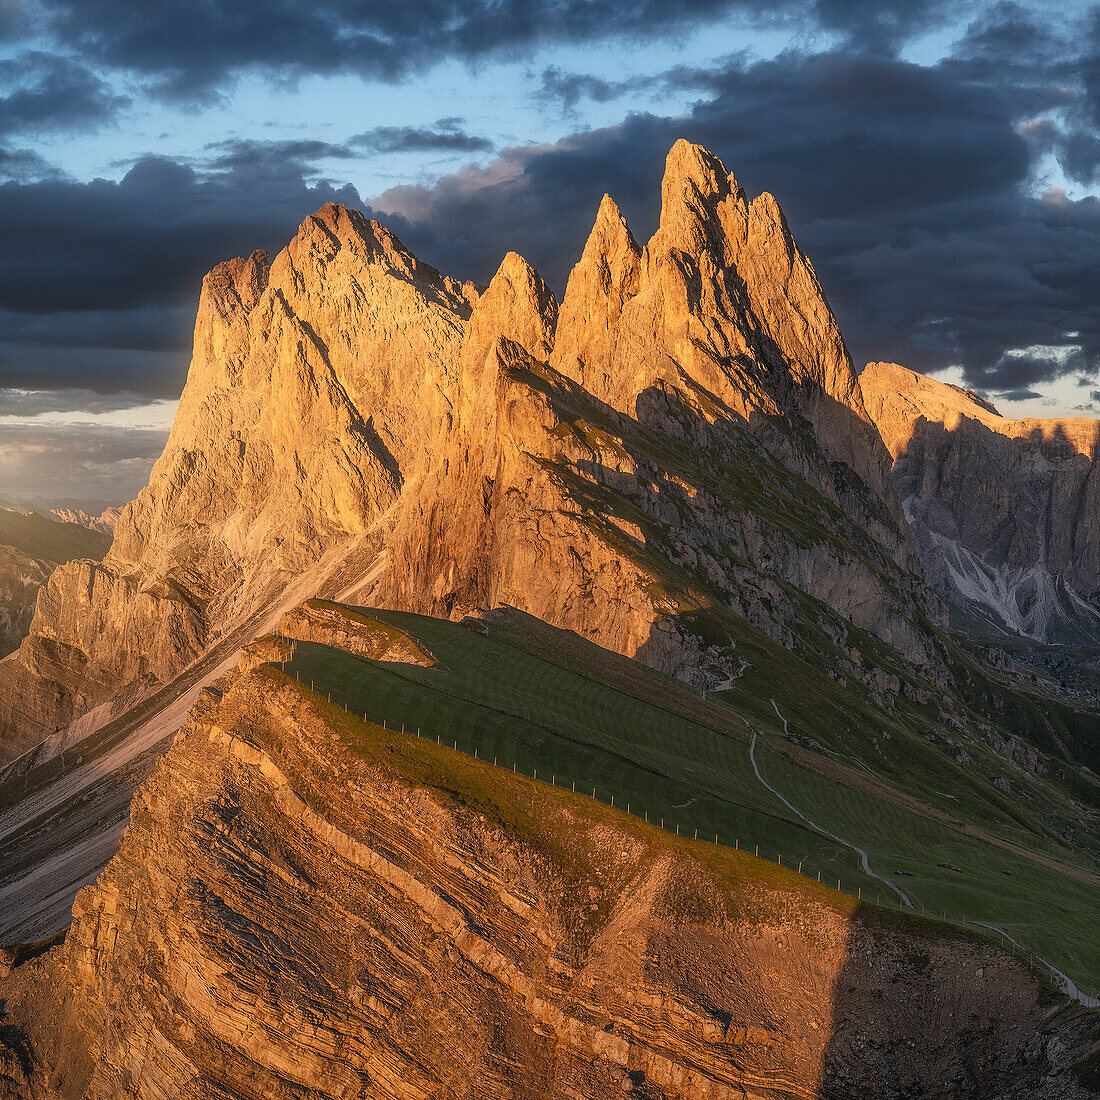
[1,667,1094,1099]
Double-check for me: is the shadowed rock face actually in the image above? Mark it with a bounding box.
[0,142,940,764]
[1,666,1095,1099]
[861,362,1100,644]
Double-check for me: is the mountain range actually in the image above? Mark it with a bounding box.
[0,141,1097,1099]
[861,362,1100,645]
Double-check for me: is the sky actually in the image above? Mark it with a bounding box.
[2,0,1100,506]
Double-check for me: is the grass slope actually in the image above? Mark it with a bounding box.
[281,606,1100,992]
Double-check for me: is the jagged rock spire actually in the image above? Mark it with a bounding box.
[463,251,558,377]
[552,194,641,396]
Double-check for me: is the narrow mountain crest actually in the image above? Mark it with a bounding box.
[464,250,558,370]
[551,193,641,394]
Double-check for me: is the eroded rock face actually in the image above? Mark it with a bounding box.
[552,141,899,516]
[1,671,1093,1099]
[1,142,939,762]
[861,361,1100,643]
[0,510,110,661]
[0,209,475,758]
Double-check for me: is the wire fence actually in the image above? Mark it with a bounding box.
[287,666,1100,1008]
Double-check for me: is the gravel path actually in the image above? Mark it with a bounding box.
[748,701,913,906]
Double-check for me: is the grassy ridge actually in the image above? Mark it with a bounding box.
[281,607,1100,991]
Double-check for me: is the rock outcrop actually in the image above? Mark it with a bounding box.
[0,509,110,659]
[2,667,1095,1099]
[1,141,940,763]
[861,361,1100,643]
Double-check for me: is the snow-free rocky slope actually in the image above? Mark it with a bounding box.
[0,140,939,763]
[0,510,109,660]
[2,618,1097,1099]
[861,362,1100,645]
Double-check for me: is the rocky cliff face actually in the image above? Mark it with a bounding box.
[0,141,939,764]
[2,663,1095,1100]
[861,362,1100,644]
[0,211,475,759]
[0,509,110,660]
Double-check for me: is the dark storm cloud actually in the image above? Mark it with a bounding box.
[205,138,357,173]
[376,42,1100,394]
[0,51,129,134]
[351,122,494,155]
[0,155,364,395]
[534,61,732,114]
[20,0,976,105]
[0,387,160,417]
[993,387,1044,401]
[0,145,60,181]
[206,121,492,175]
[25,0,764,101]
[535,68,662,113]
[813,0,976,54]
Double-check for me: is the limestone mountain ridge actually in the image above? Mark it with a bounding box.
[1,140,938,763]
[861,361,1100,645]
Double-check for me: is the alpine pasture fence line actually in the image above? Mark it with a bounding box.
[426,724,1100,1006]
[286,669,1100,1007]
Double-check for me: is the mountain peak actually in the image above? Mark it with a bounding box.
[464,251,558,369]
[309,200,363,235]
[861,361,1100,643]
[662,138,732,201]
[299,202,394,255]
[862,362,1004,432]
[587,194,639,264]
[551,193,641,394]
[201,248,270,315]
[646,141,745,281]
